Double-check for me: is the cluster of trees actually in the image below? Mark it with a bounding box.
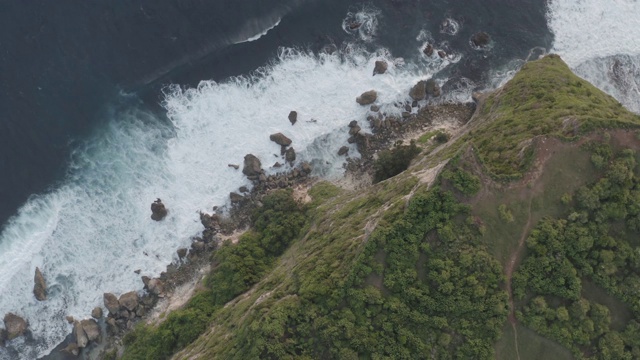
[514,142,640,358]
[122,189,307,360]
[373,140,421,183]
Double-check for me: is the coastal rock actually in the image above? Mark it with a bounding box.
[3,313,27,340]
[356,90,377,105]
[409,80,427,100]
[370,105,380,112]
[273,162,282,168]
[288,111,298,125]
[33,267,47,301]
[239,186,249,193]
[242,154,262,176]
[66,316,75,324]
[349,125,362,136]
[74,321,88,348]
[119,291,139,312]
[348,120,358,128]
[338,146,349,156]
[423,44,434,57]
[61,342,79,356]
[285,148,296,163]
[191,241,205,253]
[150,199,168,221]
[471,31,491,47]
[438,50,447,59]
[425,79,441,97]
[177,248,188,259]
[269,133,292,147]
[81,319,100,342]
[373,60,388,75]
[91,307,103,319]
[103,293,119,315]
[147,278,165,297]
[230,192,244,203]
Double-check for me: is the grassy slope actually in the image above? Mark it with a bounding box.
[170,55,640,359]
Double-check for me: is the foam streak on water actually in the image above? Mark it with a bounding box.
[548,0,640,112]
[0,48,430,359]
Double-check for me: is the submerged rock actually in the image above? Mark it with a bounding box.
[269,132,292,147]
[338,146,349,156]
[288,111,298,125]
[285,148,296,163]
[242,154,262,176]
[373,60,388,75]
[33,267,47,301]
[356,90,377,105]
[3,313,27,340]
[150,199,168,221]
[471,31,491,47]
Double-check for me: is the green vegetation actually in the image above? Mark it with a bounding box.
[441,168,481,196]
[417,129,450,144]
[373,140,421,183]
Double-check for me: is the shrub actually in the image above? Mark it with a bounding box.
[373,140,421,183]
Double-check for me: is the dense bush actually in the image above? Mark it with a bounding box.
[373,140,421,183]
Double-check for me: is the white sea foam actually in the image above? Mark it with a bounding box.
[0,47,432,359]
[547,0,640,112]
[342,5,381,42]
[234,17,282,44]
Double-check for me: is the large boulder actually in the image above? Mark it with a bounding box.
[471,31,491,47]
[74,321,88,348]
[119,292,139,312]
[61,342,79,356]
[269,133,292,147]
[285,148,296,163]
[409,80,427,100]
[33,267,47,301]
[425,79,441,97]
[103,293,119,315]
[288,111,297,125]
[150,199,168,221]
[242,154,262,176]
[373,60,388,75]
[3,313,27,340]
[147,278,165,297]
[356,90,377,105]
[81,319,100,342]
[91,307,103,319]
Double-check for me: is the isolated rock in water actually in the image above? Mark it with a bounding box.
[103,293,119,315]
[119,291,139,312]
[269,132,292,147]
[338,146,349,156]
[373,60,388,75]
[370,105,380,112]
[33,267,47,301]
[150,199,168,221]
[239,186,249,193]
[242,154,262,176]
[438,50,447,59]
[285,147,296,163]
[3,313,27,340]
[423,43,434,57]
[471,31,491,47]
[425,79,441,97]
[356,90,377,105]
[81,319,100,342]
[91,307,103,319]
[74,321,88,348]
[409,80,427,100]
[288,111,298,125]
[229,192,244,203]
[61,342,79,356]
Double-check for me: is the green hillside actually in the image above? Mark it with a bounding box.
[118,55,640,360]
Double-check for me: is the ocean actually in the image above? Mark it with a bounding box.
[0,0,638,358]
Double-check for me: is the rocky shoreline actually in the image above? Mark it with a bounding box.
[2,60,477,360]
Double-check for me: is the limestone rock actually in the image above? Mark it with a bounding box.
[91,307,103,319]
[409,80,427,100]
[471,31,491,48]
[150,199,168,221]
[338,146,349,156]
[33,267,47,301]
[288,111,298,125]
[118,291,139,312]
[356,90,377,105]
[3,313,27,340]
[373,60,388,75]
[103,293,119,315]
[285,148,296,163]
[269,133,292,147]
[81,319,100,342]
[74,321,88,348]
[242,154,262,176]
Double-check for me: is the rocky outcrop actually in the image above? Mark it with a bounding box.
[285,148,296,163]
[269,133,292,147]
[119,292,139,312]
[425,79,441,97]
[81,319,100,342]
[242,154,262,176]
[91,307,103,319]
[150,199,168,221]
[177,248,188,259]
[146,278,165,297]
[338,146,349,156]
[409,80,427,100]
[373,60,388,75]
[288,111,298,125]
[3,313,27,340]
[423,44,434,57]
[33,267,47,301]
[230,192,244,203]
[61,342,79,356]
[356,90,377,105]
[103,293,120,315]
[74,321,88,348]
[471,31,491,48]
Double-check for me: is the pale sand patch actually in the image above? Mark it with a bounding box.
[217,229,245,245]
[413,161,448,187]
[292,184,312,204]
[333,171,372,191]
